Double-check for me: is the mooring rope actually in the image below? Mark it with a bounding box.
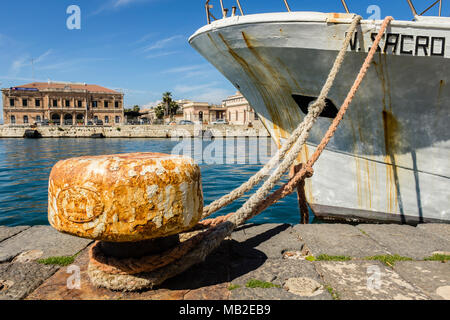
[202,15,363,219]
[201,15,394,228]
[90,16,395,290]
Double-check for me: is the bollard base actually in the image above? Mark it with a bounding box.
[98,235,180,259]
[88,262,159,291]
[87,229,211,291]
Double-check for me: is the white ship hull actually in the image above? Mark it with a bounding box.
[189,12,450,223]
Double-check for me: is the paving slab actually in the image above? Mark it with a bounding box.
[0,261,58,300]
[393,261,450,300]
[162,239,231,290]
[416,224,450,243]
[0,226,93,263]
[27,243,231,300]
[293,224,388,258]
[357,224,450,260]
[315,260,431,300]
[229,259,331,300]
[230,287,309,300]
[230,224,304,260]
[0,226,30,243]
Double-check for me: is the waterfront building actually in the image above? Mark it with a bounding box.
[182,101,226,124]
[1,82,124,125]
[222,91,259,125]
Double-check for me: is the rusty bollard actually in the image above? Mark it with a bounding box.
[48,152,204,290]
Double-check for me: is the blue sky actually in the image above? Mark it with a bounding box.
[0,0,442,118]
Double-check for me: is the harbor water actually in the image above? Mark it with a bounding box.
[0,137,314,227]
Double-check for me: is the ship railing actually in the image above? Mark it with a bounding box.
[341,0,444,17]
[205,0,445,24]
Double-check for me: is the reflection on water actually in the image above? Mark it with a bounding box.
[0,138,312,226]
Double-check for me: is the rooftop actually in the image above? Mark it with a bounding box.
[4,82,121,94]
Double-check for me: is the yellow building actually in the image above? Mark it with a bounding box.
[1,82,124,125]
[222,92,259,125]
[182,100,226,124]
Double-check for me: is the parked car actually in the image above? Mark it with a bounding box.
[211,119,228,125]
[36,119,49,126]
[87,121,94,126]
[178,120,194,125]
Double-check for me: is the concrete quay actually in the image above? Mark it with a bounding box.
[0,124,270,138]
[0,223,448,300]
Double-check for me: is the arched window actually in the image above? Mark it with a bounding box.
[115,116,121,124]
[23,115,29,124]
[10,115,16,124]
[36,115,41,123]
[105,116,109,124]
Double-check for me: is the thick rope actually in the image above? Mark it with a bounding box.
[202,15,363,219]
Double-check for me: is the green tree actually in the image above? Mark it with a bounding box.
[132,105,140,113]
[154,105,165,119]
[161,92,179,117]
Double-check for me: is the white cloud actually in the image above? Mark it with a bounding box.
[9,49,53,75]
[92,0,157,15]
[173,82,233,104]
[174,82,219,94]
[188,88,233,104]
[145,51,179,59]
[10,56,29,75]
[34,49,53,63]
[142,100,162,109]
[132,32,157,45]
[141,35,183,52]
[163,64,206,74]
[35,57,111,71]
[113,0,139,8]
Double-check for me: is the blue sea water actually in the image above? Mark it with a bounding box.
[0,138,314,227]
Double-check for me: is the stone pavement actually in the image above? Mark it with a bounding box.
[0,223,448,300]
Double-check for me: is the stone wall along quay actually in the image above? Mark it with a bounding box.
[0,124,270,138]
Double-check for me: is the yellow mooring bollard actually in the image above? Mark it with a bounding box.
[48,152,204,290]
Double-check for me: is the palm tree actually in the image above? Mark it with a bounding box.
[161,92,179,118]
[162,92,172,117]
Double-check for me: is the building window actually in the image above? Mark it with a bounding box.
[65,100,71,107]
[23,115,29,124]
[35,99,41,107]
[92,101,98,108]
[235,111,238,121]
[93,116,98,122]
[22,99,28,107]
[36,115,41,122]
[104,101,109,108]
[105,116,109,124]
[115,101,119,108]
[53,99,58,107]
[77,100,82,108]
[115,116,121,123]
[10,116,15,124]
[9,99,15,107]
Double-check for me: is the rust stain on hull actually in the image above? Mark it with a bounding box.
[216,32,301,146]
[382,109,401,213]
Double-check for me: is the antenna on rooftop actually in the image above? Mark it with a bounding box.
[31,58,35,81]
